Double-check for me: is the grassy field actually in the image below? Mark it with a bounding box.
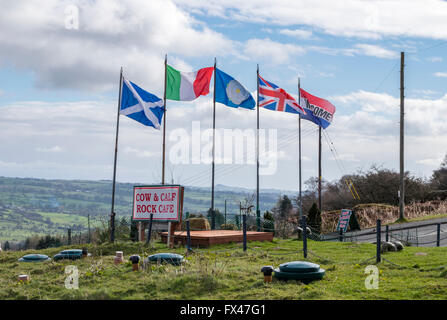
[1,239,447,300]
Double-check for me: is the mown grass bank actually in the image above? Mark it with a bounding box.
[1,239,447,300]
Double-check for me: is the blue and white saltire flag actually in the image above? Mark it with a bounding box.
[215,68,255,109]
[120,78,164,129]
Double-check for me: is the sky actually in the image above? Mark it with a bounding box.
[0,0,447,192]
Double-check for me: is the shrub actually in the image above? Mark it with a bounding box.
[307,203,322,234]
[262,211,275,233]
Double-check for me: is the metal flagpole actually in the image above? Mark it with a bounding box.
[399,51,405,220]
[162,54,167,185]
[163,55,172,246]
[110,67,123,243]
[298,77,303,220]
[211,58,216,229]
[318,126,322,212]
[256,64,260,231]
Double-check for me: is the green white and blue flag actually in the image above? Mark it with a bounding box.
[120,78,164,129]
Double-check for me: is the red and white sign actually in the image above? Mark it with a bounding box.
[132,185,182,221]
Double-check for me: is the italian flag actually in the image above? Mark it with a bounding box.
[166,65,214,101]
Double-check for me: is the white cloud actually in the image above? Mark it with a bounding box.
[352,44,398,59]
[327,90,447,179]
[329,153,360,162]
[243,39,398,66]
[279,29,313,39]
[331,90,398,114]
[410,89,438,98]
[175,0,447,40]
[0,0,236,92]
[307,44,398,59]
[1,91,447,188]
[261,28,273,34]
[333,90,447,136]
[36,146,63,153]
[434,72,447,77]
[427,57,443,62]
[123,147,158,158]
[417,158,443,166]
[243,38,305,65]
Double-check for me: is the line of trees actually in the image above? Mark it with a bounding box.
[268,154,447,235]
[301,155,447,214]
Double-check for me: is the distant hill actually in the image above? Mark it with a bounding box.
[0,177,296,241]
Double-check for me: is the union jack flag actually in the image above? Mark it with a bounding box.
[258,75,306,115]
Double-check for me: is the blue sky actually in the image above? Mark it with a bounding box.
[0,0,447,192]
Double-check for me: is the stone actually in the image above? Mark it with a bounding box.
[381,241,397,253]
[392,241,404,251]
[114,256,123,264]
[297,227,312,236]
[18,275,29,282]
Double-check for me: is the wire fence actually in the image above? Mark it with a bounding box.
[324,220,447,248]
[176,217,447,272]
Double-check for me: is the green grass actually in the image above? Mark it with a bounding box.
[1,239,447,300]
[392,217,409,224]
[399,214,447,224]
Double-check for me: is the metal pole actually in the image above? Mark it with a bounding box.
[68,228,71,245]
[437,224,441,247]
[239,202,242,230]
[162,55,167,185]
[256,64,261,231]
[161,55,167,248]
[318,126,322,212]
[385,225,389,242]
[146,213,153,244]
[87,214,91,244]
[211,58,216,230]
[339,228,343,242]
[243,214,247,252]
[302,216,307,258]
[110,67,123,243]
[224,200,227,226]
[399,51,405,220]
[167,221,172,248]
[298,77,303,220]
[376,219,381,263]
[186,219,191,251]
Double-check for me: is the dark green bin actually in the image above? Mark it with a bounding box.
[147,253,184,265]
[274,261,325,281]
[18,254,51,262]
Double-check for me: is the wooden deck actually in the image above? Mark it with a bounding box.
[160,230,274,247]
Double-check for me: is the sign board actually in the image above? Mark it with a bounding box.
[132,185,184,222]
[336,209,352,232]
